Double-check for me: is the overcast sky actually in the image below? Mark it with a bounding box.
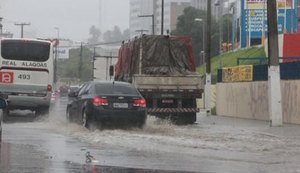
[0,0,129,41]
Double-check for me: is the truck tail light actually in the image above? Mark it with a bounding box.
[93,97,109,106]
[133,98,146,107]
[47,85,52,92]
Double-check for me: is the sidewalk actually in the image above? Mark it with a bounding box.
[197,112,300,140]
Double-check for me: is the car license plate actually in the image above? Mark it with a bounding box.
[113,103,128,108]
[162,99,174,104]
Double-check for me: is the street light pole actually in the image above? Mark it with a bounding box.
[54,27,60,83]
[195,18,205,65]
[79,42,83,81]
[54,27,60,59]
[138,14,155,35]
[215,0,222,67]
[161,0,164,35]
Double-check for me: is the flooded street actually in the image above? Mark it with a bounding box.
[1,97,300,173]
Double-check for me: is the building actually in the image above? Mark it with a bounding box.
[0,18,13,38]
[190,0,225,17]
[239,0,298,48]
[153,0,190,35]
[129,0,190,38]
[0,32,13,38]
[129,0,154,37]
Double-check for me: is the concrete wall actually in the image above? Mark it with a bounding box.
[216,80,300,124]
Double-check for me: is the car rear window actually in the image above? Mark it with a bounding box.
[95,84,139,95]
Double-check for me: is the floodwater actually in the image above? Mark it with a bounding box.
[1,97,300,173]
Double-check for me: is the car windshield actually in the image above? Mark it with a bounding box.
[95,83,139,95]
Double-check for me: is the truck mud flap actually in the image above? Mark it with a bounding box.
[147,108,199,113]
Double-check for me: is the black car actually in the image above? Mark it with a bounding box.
[66,81,147,129]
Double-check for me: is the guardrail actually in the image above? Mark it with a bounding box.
[237,57,300,65]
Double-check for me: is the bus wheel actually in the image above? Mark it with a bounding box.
[2,109,9,123]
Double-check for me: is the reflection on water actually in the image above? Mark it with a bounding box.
[0,142,48,173]
[3,110,38,123]
[0,142,197,173]
[63,161,197,173]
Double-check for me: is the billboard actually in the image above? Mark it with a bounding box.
[53,39,73,60]
[55,48,69,60]
[240,0,298,48]
[222,65,253,83]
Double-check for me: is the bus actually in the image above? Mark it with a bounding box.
[0,38,54,120]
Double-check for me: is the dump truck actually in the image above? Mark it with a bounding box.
[115,35,204,124]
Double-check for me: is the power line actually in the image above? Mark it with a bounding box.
[85,39,129,47]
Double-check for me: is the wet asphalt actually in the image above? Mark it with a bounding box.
[2,97,300,173]
[0,97,199,173]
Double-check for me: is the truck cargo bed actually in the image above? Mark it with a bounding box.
[132,74,204,90]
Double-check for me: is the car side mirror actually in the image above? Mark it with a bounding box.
[68,91,78,98]
[0,98,8,109]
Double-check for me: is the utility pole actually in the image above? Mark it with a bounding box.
[92,47,96,81]
[0,17,3,35]
[161,0,164,35]
[267,0,283,126]
[205,0,212,115]
[14,22,30,38]
[79,42,83,81]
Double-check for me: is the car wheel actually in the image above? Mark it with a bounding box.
[82,109,89,129]
[82,109,98,130]
[66,107,72,122]
[135,117,146,128]
[2,109,9,123]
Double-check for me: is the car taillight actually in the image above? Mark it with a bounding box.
[47,85,52,92]
[93,97,108,106]
[133,98,146,107]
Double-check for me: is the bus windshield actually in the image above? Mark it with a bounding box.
[1,40,51,62]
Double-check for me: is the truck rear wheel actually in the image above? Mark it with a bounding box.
[171,112,196,125]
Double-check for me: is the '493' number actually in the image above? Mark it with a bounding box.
[18,74,31,80]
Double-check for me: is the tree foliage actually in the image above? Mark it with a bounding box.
[57,47,94,83]
[88,25,101,44]
[171,7,220,66]
[103,26,130,42]
[221,13,233,44]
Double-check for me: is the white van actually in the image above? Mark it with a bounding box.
[0,38,54,120]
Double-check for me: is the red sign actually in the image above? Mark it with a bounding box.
[0,72,14,83]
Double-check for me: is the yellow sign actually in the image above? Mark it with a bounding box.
[222,65,253,82]
[245,0,293,10]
